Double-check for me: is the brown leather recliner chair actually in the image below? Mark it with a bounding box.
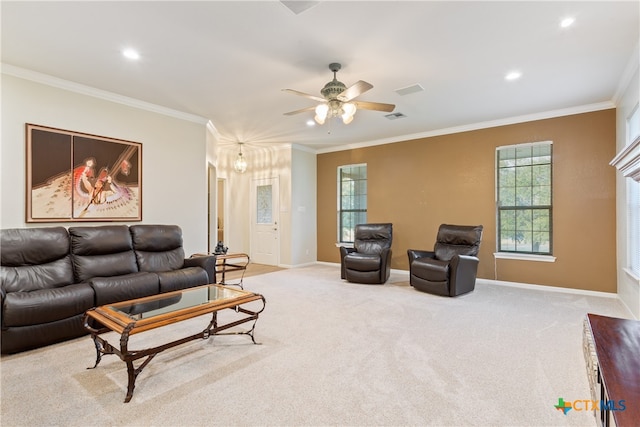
[407,224,483,297]
[340,223,393,284]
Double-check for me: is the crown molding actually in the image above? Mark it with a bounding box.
[291,143,317,154]
[316,101,615,154]
[1,63,209,125]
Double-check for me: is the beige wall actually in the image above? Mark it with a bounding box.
[317,109,617,293]
[1,74,210,256]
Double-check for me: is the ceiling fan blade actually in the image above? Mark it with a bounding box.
[338,80,373,102]
[282,89,325,103]
[354,101,396,113]
[284,106,318,116]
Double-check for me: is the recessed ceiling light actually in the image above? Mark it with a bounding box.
[505,71,522,81]
[306,120,315,126]
[122,48,140,60]
[560,17,575,28]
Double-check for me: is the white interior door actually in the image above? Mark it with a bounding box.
[251,177,279,265]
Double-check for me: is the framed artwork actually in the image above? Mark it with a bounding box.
[26,123,142,222]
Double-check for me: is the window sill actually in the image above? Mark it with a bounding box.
[623,268,640,285]
[494,252,556,262]
[335,242,354,248]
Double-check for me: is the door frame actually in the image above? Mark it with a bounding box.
[250,176,280,266]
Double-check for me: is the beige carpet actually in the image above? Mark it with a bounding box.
[0,264,629,426]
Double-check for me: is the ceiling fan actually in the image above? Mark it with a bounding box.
[283,63,395,125]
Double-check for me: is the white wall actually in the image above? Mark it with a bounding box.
[614,49,640,319]
[291,145,317,266]
[215,147,252,255]
[215,144,316,268]
[1,73,210,255]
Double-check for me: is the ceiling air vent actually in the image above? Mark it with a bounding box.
[385,112,407,120]
[394,84,424,96]
[281,1,321,14]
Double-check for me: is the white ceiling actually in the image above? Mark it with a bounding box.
[2,1,638,152]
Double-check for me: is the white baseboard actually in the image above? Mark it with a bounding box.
[476,278,618,298]
[278,262,316,269]
[297,262,637,319]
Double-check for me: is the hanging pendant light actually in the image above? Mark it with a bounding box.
[233,143,247,173]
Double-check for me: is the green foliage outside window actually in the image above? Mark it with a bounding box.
[338,164,367,243]
[497,143,552,254]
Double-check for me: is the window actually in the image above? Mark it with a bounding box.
[338,164,367,243]
[629,180,640,277]
[627,105,640,277]
[496,142,552,254]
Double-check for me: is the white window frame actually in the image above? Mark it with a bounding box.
[337,163,367,244]
[626,104,640,279]
[495,141,553,259]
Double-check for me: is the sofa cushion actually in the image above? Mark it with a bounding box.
[1,227,69,266]
[90,272,159,306]
[1,227,74,292]
[130,224,185,272]
[157,267,209,293]
[1,258,75,294]
[70,225,138,282]
[3,283,95,327]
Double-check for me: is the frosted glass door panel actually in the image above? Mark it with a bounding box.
[256,184,273,224]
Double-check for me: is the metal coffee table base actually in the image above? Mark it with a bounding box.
[85,298,265,403]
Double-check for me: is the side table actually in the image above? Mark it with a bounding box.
[215,252,250,289]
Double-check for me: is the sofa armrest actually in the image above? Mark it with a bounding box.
[185,255,217,284]
[0,285,5,327]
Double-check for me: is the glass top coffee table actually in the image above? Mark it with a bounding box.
[84,284,266,403]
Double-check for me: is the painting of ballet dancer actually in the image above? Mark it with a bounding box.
[26,123,142,222]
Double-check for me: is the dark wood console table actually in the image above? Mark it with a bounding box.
[585,313,640,426]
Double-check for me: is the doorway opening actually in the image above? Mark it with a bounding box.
[217,178,225,244]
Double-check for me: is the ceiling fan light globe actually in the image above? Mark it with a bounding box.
[342,114,354,125]
[314,115,326,125]
[343,102,356,116]
[315,103,329,119]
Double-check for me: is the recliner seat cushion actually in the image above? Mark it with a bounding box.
[70,225,138,282]
[411,258,449,282]
[345,253,381,272]
[3,284,94,327]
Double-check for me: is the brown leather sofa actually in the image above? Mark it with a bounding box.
[407,224,483,297]
[340,223,393,284]
[0,224,216,354]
